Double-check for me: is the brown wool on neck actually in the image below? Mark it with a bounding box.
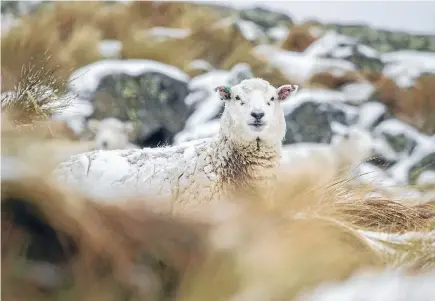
[216,135,280,198]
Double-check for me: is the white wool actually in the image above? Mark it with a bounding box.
[53,78,299,217]
[279,126,375,185]
[87,117,140,150]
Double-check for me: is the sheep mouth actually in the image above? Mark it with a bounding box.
[249,122,266,131]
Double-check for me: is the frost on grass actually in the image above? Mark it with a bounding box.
[1,58,73,125]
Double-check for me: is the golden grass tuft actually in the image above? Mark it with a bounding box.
[1,61,72,125]
[120,16,292,86]
[372,73,435,134]
[280,23,318,52]
[59,24,102,70]
[1,15,73,91]
[0,2,103,91]
[306,71,366,89]
[306,69,435,134]
[2,1,292,91]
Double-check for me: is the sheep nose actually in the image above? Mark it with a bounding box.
[102,141,108,149]
[251,111,265,120]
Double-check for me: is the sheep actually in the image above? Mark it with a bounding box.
[279,125,375,188]
[86,117,141,150]
[53,78,299,215]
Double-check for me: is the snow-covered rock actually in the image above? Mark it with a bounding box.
[340,81,375,105]
[281,88,359,144]
[267,26,289,42]
[357,101,389,130]
[381,51,435,88]
[373,119,423,158]
[67,59,191,147]
[236,20,267,42]
[253,44,357,83]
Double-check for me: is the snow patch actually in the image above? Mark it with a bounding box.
[357,102,387,129]
[416,171,435,187]
[174,120,221,145]
[267,26,289,41]
[253,45,356,83]
[146,27,191,39]
[236,20,265,41]
[187,60,214,72]
[68,59,190,98]
[98,40,122,58]
[303,30,357,57]
[184,70,230,129]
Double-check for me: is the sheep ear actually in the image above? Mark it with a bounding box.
[88,119,100,133]
[277,84,299,101]
[214,86,232,101]
[123,121,135,135]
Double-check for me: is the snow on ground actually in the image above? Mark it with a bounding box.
[381,50,435,65]
[146,27,191,40]
[51,94,94,135]
[299,268,435,301]
[381,51,435,88]
[1,13,18,36]
[416,171,435,187]
[374,119,432,147]
[253,44,357,83]
[357,102,387,129]
[267,26,289,42]
[303,30,358,57]
[280,142,330,164]
[174,119,221,144]
[280,88,359,118]
[388,140,435,185]
[68,59,190,98]
[183,70,231,129]
[236,20,265,41]
[340,82,375,105]
[186,59,215,73]
[98,40,122,58]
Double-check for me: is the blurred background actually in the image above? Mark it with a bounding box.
[1,0,435,188]
[2,2,435,301]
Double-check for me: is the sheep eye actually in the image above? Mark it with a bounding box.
[235,95,241,100]
[270,97,275,101]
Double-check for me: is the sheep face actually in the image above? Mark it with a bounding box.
[215,78,298,144]
[332,126,375,166]
[88,117,134,150]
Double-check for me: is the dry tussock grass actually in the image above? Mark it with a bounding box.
[280,23,318,52]
[120,13,291,86]
[371,73,435,134]
[306,71,366,89]
[0,2,103,91]
[1,63,81,142]
[305,70,435,134]
[2,109,434,300]
[2,1,291,91]
[1,62,71,124]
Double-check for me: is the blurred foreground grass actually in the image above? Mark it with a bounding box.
[2,106,434,300]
